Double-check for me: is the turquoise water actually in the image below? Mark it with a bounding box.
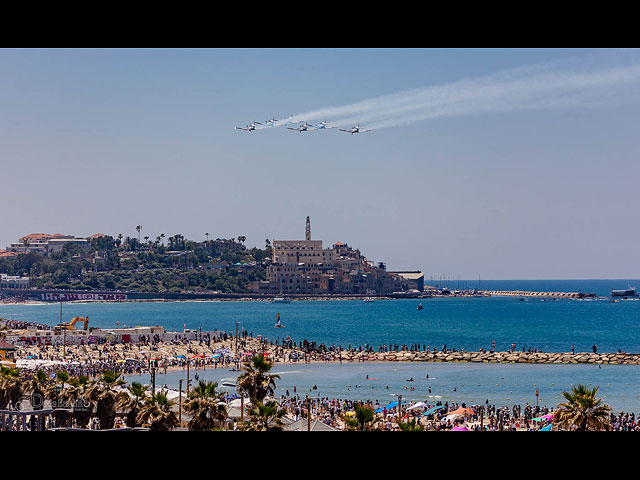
[125,362,640,413]
[2,280,640,353]
[4,279,640,411]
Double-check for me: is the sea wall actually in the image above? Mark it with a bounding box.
[361,350,640,365]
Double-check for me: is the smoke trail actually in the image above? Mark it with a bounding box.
[258,58,640,131]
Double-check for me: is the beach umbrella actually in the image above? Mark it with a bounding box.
[451,426,470,431]
[422,405,447,416]
[442,414,461,423]
[374,400,398,413]
[539,424,552,431]
[450,407,476,416]
[407,401,427,411]
[543,413,555,420]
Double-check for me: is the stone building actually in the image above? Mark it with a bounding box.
[251,217,414,295]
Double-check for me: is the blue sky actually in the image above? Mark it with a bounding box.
[2,48,639,279]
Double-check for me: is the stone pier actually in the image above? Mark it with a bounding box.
[358,350,640,365]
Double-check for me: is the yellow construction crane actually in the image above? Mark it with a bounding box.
[54,316,89,333]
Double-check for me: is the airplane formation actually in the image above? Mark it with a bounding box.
[234,116,372,134]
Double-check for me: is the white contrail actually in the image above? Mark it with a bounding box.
[256,58,640,131]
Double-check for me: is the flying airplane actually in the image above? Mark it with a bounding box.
[287,122,314,133]
[235,121,263,132]
[264,114,294,127]
[338,124,372,134]
[311,121,335,131]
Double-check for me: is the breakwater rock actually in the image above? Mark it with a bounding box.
[359,351,640,365]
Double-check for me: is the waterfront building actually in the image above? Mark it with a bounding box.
[0,274,31,289]
[389,271,425,292]
[0,339,17,365]
[251,217,414,295]
[8,233,89,255]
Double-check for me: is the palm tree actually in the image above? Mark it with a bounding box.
[64,375,94,428]
[86,370,125,429]
[0,366,23,410]
[398,418,425,431]
[554,384,612,431]
[183,380,228,431]
[23,369,50,411]
[239,399,286,431]
[46,371,71,427]
[236,354,280,403]
[137,392,179,431]
[116,381,148,428]
[343,403,376,431]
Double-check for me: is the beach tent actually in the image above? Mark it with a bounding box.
[539,424,552,431]
[407,401,427,411]
[449,407,476,416]
[422,405,447,416]
[442,414,461,423]
[451,426,470,431]
[374,401,398,413]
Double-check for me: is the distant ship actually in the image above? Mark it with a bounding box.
[417,303,423,310]
[272,297,291,304]
[610,286,638,298]
[275,313,285,328]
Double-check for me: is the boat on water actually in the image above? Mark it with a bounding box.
[272,297,291,304]
[275,313,285,328]
[363,297,375,302]
[611,286,638,298]
[417,303,423,310]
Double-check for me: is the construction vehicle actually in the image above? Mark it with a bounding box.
[54,316,89,333]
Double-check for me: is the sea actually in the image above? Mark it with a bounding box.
[3,279,640,411]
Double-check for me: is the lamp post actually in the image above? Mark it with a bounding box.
[178,378,187,427]
[391,394,403,426]
[235,322,240,356]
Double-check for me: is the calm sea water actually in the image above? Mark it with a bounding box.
[2,279,640,353]
[125,362,640,413]
[4,279,640,411]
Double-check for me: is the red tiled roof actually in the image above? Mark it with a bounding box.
[87,233,109,239]
[0,340,17,350]
[19,233,55,242]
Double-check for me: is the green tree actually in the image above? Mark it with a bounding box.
[137,392,179,431]
[183,380,228,431]
[239,399,286,431]
[86,370,125,430]
[116,381,148,428]
[236,354,280,403]
[554,384,612,431]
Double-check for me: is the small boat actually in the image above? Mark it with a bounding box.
[363,297,375,302]
[272,297,290,304]
[417,303,423,310]
[275,313,285,328]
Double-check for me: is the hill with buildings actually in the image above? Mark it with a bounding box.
[0,218,423,299]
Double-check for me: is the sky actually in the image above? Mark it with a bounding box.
[1,48,640,280]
